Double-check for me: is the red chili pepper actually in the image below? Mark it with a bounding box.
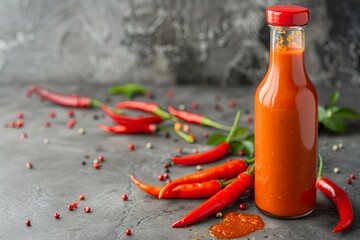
[130,175,224,199]
[115,101,175,120]
[168,106,230,131]
[316,155,353,233]
[102,104,163,125]
[27,85,92,108]
[170,111,241,165]
[172,166,254,227]
[98,123,157,134]
[159,159,252,199]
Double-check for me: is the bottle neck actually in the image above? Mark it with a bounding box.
[270,25,306,51]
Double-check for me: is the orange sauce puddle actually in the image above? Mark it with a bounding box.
[209,212,265,239]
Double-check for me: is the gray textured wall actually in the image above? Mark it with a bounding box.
[0,0,359,86]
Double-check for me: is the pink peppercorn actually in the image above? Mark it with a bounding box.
[166,180,171,184]
[15,119,24,128]
[79,195,85,201]
[17,112,24,119]
[347,179,352,185]
[191,101,199,109]
[84,207,91,213]
[166,90,174,98]
[163,163,169,169]
[54,213,60,219]
[26,162,33,169]
[163,173,169,179]
[125,229,131,235]
[158,174,164,181]
[238,150,244,156]
[97,155,104,162]
[202,132,209,138]
[25,220,31,226]
[72,202,78,208]
[44,121,51,127]
[177,148,182,154]
[20,133,27,139]
[128,144,135,151]
[68,110,75,118]
[239,203,246,210]
[350,174,356,180]
[122,194,128,201]
[228,101,236,108]
[93,162,101,170]
[49,111,56,118]
[245,115,253,123]
[67,204,74,211]
[67,118,76,129]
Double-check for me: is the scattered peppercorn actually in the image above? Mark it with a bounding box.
[245,115,253,123]
[163,163,169,169]
[166,179,171,184]
[43,138,50,145]
[146,142,153,149]
[67,118,76,129]
[332,144,339,151]
[49,111,56,118]
[239,203,247,210]
[54,213,60,219]
[246,192,254,199]
[191,148,198,153]
[165,132,170,138]
[68,204,74,211]
[238,150,244,156]
[215,104,223,112]
[97,155,104,162]
[158,174,164,181]
[196,165,203,171]
[84,207,91,213]
[183,124,190,133]
[178,104,186,111]
[145,91,153,99]
[177,148,182,154]
[202,132,209,138]
[346,179,352,185]
[17,112,24,119]
[67,110,75,118]
[333,167,340,174]
[78,127,86,135]
[122,194,128,201]
[82,161,86,165]
[338,142,344,149]
[25,220,31,226]
[72,202,78,208]
[26,162,33,169]
[93,162,101,170]
[191,101,199,109]
[350,174,356,180]
[166,90,174,98]
[15,119,24,128]
[84,154,90,159]
[125,229,132,235]
[174,122,182,131]
[215,212,223,218]
[20,133,27,139]
[128,144,135,151]
[228,101,236,108]
[44,121,51,128]
[79,195,85,201]
[163,173,169,179]
[93,114,99,120]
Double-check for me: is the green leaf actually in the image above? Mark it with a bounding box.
[230,141,242,155]
[330,91,340,106]
[107,83,147,99]
[206,132,226,145]
[333,107,360,119]
[231,127,249,141]
[321,117,347,133]
[240,140,254,157]
[246,134,254,143]
[318,105,326,122]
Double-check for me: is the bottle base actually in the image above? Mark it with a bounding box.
[256,205,315,219]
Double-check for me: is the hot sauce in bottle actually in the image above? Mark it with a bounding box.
[254,5,318,218]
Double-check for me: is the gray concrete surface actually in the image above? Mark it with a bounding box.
[0,83,359,239]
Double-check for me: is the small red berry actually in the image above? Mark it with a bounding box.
[191,101,199,109]
[166,180,171,184]
[67,204,74,211]
[20,133,27,139]
[176,148,182,154]
[54,213,60,219]
[17,112,24,119]
[93,162,101,170]
[239,203,246,210]
[122,194,128,201]
[25,220,31,226]
[350,174,356,180]
[10,121,16,128]
[49,111,56,118]
[245,115,253,123]
[79,195,85,200]
[347,179,352,185]
[67,110,75,118]
[44,121,51,127]
[15,119,24,128]
[163,163,169,169]
[158,174,164,181]
[163,173,169,179]
[84,207,91,213]
[72,202,78,208]
[166,90,173,98]
[125,229,132,235]
[228,101,236,108]
[26,162,33,169]
[128,144,135,151]
[202,132,209,138]
[97,155,104,162]
[238,150,244,156]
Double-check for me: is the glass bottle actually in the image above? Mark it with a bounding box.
[254,5,318,218]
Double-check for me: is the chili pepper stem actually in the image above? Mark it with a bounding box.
[245,158,255,165]
[154,107,178,121]
[200,117,231,131]
[90,99,123,114]
[225,111,241,143]
[219,179,236,188]
[317,154,324,178]
[157,127,194,143]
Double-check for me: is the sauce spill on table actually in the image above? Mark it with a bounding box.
[209,212,264,239]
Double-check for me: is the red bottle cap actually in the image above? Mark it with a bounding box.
[266,5,309,26]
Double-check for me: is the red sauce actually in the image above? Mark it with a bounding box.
[209,212,265,239]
